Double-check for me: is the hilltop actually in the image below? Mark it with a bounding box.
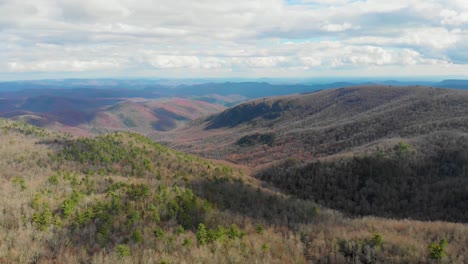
[0,119,310,263]
[162,85,468,166]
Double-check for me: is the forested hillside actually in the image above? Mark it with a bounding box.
[156,85,468,224]
[257,136,468,222]
[1,118,468,263]
[164,86,468,167]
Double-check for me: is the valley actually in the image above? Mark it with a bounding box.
[0,82,468,263]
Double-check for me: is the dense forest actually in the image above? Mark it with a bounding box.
[257,135,468,222]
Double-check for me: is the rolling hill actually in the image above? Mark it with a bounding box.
[162,85,468,167]
[1,118,468,263]
[153,85,468,223]
[89,98,226,133]
[0,96,225,136]
[3,79,468,138]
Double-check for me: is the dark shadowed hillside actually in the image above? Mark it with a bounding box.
[256,135,468,222]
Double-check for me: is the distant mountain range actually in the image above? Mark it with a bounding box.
[0,96,224,136]
[2,79,468,136]
[2,78,468,93]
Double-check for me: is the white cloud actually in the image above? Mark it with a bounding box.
[321,22,355,32]
[0,0,467,78]
[345,27,460,50]
[6,60,122,72]
[301,57,322,67]
[239,56,289,68]
[440,9,468,26]
[302,0,350,4]
[148,55,200,69]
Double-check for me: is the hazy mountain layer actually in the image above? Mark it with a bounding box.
[0,96,225,136]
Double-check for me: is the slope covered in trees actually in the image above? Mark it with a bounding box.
[1,118,468,263]
[257,136,468,222]
[154,85,468,224]
[0,120,310,263]
[164,86,468,167]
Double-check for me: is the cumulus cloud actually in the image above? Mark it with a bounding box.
[321,23,356,32]
[0,0,467,78]
[7,60,122,72]
[440,9,468,26]
[346,28,460,50]
[148,56,201,69]
[301,57,322,67]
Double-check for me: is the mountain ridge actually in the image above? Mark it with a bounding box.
[160,85,468,167]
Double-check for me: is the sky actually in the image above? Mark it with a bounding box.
[2,0,468,80]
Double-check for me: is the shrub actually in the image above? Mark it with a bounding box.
[126,210,141,225]
[48,175,59,186]
[32,193,41,210]
[11,176,26,191]
[227,224,245,239]
[127,184,150,200]
[61,191,82,216]
[61,198,76,218]
[115,244,131,257]
[131,230,143,244]
[256,224,265,234]
[182,238,192,247]
[428,239,448,260]
[208,226,227,242]
[154,227,165,239]
[196,223,208,246]
[338,235,383,263]
[176,225,185,235]
[371,233,384,249]
[32,203,53,231]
